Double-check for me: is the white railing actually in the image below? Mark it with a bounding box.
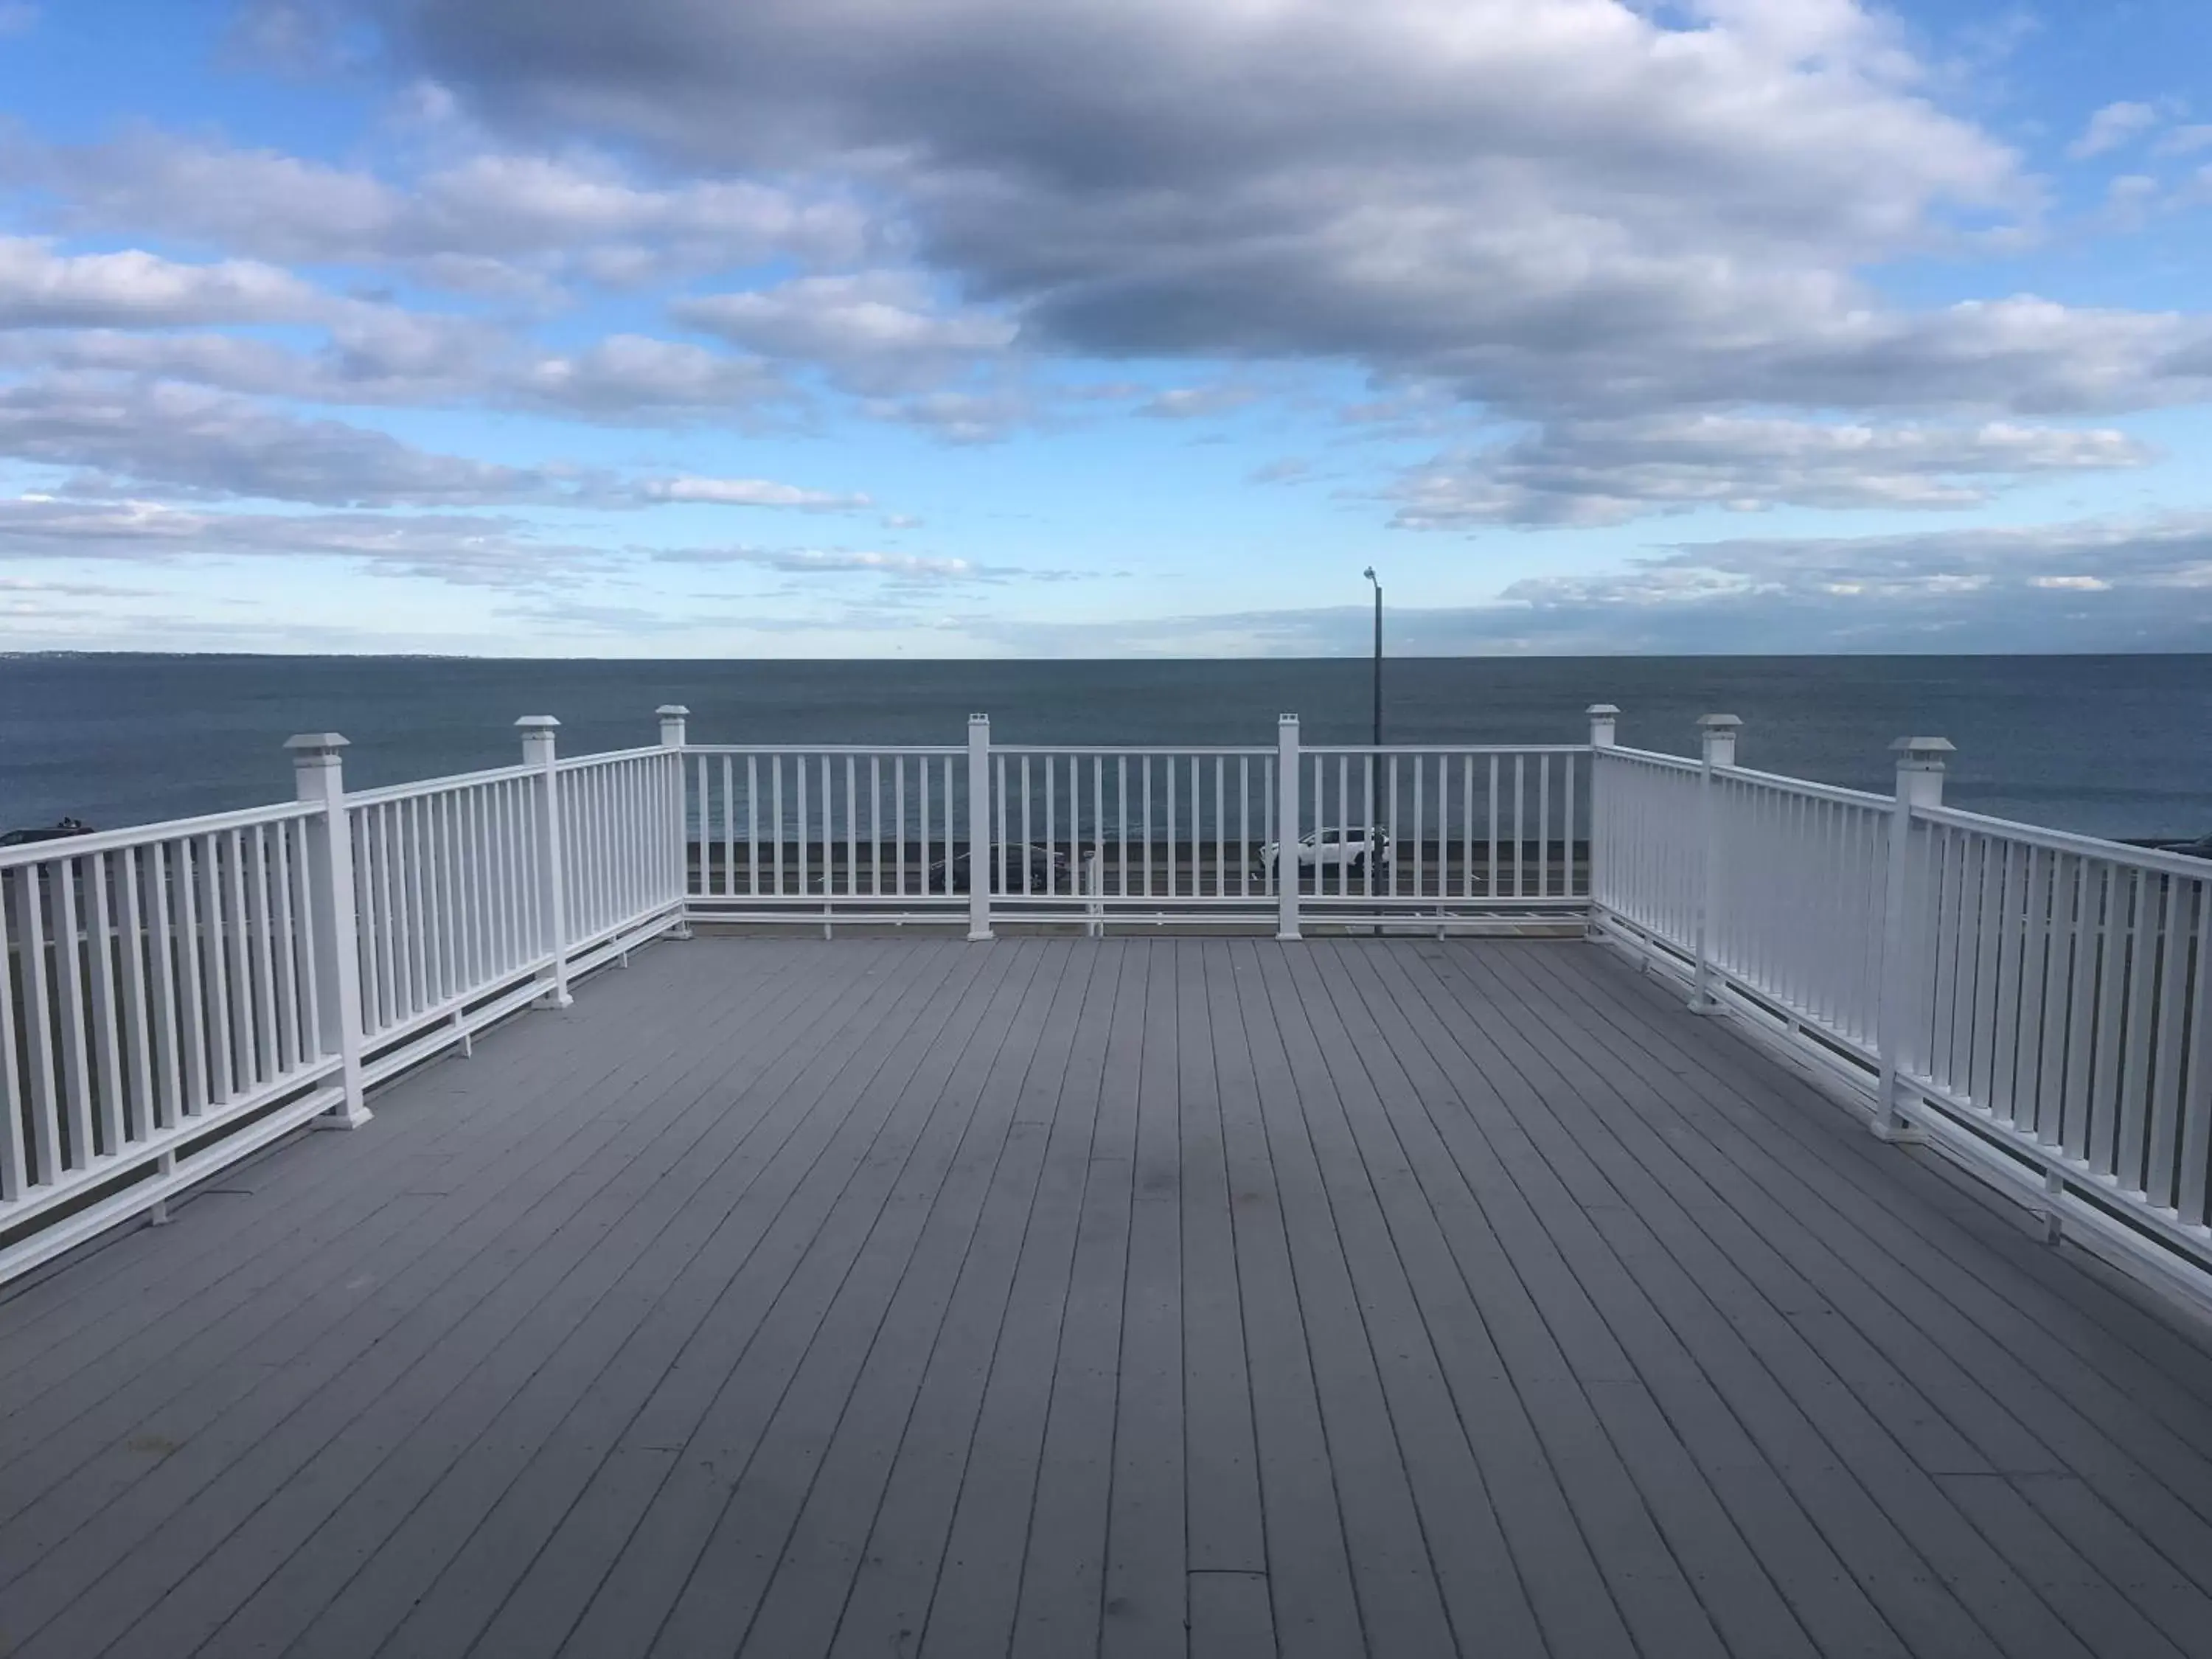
[988,745,1280,922]
[681,745,968,925]
[1298,745,1585,919]
[677,716,1584,933]
[1,803,344,1273]
[0,712,687,1284]
[1593,716,2212,1304]
[10,696,2210,1312]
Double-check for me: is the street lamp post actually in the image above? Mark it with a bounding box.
[1363,566,1382,751]
[1363,566,1382,833]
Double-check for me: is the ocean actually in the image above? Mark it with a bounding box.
[2,654,2208,844]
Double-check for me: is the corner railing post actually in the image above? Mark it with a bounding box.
[1585,703,1618,934]
[658,705,692,938]
[967,714,992,942]
[287,733,370,1128]
[1276,714,1301,942]
[1876,737,1952,1143]
[1690,713,1741,1013]
[518,716,573,1007]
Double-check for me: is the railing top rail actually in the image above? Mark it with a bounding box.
[554,745,669,772]
[1715,763,1893,812]
[1600,744,1702,774]
[0,797,321,870]
[1303,742,1591,757]
[678,743,967,757]
[346,761,537,807]
[1914,801,2212,878]
[992,745,1276,758]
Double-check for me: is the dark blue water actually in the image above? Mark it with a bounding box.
[2,654,2207,842]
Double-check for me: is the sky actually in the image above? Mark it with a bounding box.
[1,0,2211,658]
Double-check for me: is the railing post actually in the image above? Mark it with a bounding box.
[286,733,370,1129]
[1876,737,1952,1143]
[658,705,693,938]
[1585,705,1618,934]
[1689,713,1741,1013]
[518,715,574,1008]
[1276,714,1301,942]
[967,714,992,942]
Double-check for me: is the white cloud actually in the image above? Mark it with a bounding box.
[1138,385,1259,420]
[653,545,988,580]
[7,129,873,290]
[2153,125,2212,159]
[2067,102,2158,161]
[1389,415,2152,528]
[674,272,1018,396]
[0,237,324,329]
[0,495,607,588]
[633,476,872,510]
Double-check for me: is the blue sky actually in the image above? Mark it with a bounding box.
[0,0,2210,657]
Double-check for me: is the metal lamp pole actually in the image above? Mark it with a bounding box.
[1364,566,1382,832]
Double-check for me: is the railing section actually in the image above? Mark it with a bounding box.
[1904,810,2212,1239]
[347,767,548,1047]
[681,747,969,919]
[2,804,344,1271]
[558,748,687,950]
[993,747,1277,919]
[1594,742,2212,1292]
[1301,745,1585,917]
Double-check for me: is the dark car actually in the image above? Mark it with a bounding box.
[2152,833,2212,860]
[927,844,1071,894]
[0,817,94,848]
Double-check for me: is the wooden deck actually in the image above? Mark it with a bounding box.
[5,937,2212,1659]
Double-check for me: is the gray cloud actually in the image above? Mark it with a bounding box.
[0,375,557,507]
[1389,416,2153,529]
[372,0,2212,432]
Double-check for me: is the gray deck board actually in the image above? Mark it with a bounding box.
[7,936,2212,1658]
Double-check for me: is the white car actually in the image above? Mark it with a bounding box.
[1254,827,1391,880]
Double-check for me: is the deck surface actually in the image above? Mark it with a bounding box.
[6,936,2212,1658]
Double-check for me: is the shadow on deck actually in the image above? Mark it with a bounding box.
[4,936,2212,1659]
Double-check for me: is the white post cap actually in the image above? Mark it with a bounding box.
[1696,713,1743,732]
[1891,736,1955,767]
[655,704,689,717]
[515,714,561,731]
[969,712,990,725]
[283,731,350,757]
[1279,712,1300,725]
[1585,704,1621,717]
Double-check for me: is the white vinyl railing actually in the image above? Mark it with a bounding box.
[0,712,688,1284]
[681,745,968,923]
[10,697,2210,1310]
[1592,715,2212,1301]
